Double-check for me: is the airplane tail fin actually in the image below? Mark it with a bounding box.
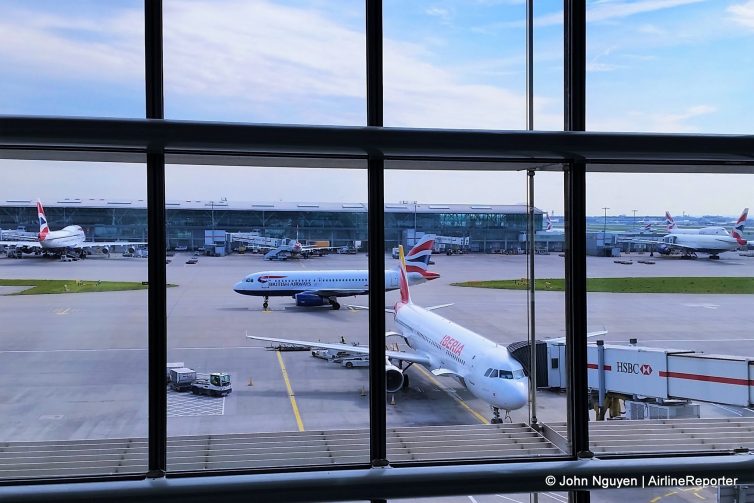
[398,245,412,306]
[37,199,49,241]
[546,213,553,231]
[731,208,748,245]
[405,234,439,280]
[664,211,675,232]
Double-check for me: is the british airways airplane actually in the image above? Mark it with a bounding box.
[233,234,439,310]
[0,200,146,259]
[247,244,529,423]
[655,208,748,259]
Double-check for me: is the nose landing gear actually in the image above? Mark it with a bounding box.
[262,296,269,311]
[490,407,513,424]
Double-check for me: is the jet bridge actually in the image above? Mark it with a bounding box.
[511,340,754,413]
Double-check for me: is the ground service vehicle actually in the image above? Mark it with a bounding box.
[341,356,369,368]
[169,367,197,391]
[191,373,232,397]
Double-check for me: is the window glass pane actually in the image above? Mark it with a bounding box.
[383,1,532,129]
[165,162,370,471]
[0,1,145,117]
[587,169,753,455]
[0,160,148,480]
[587,1,754,133]
[163,1,366,125]
[384,165,566,462]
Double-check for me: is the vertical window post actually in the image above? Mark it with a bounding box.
[366,0,387,470]
[145,0,167,478]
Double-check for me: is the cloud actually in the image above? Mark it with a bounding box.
[727,0,754,29]
[590,104,716,132]
[488,0,706,29]
[425,7,452,23]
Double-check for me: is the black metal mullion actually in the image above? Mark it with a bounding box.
[564,0,589,501]
[366,0,387,469]
[145,0,167,478]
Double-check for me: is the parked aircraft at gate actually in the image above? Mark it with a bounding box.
[650,208,748,259]
[247,244,529,423]
[234,235,439,310]
[0,200,146,259]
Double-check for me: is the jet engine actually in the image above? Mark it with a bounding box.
[386,362,404,393]
[101,247,110,255]
[127,246,136,254]
[657,244,672,255]
[293,292,326,307]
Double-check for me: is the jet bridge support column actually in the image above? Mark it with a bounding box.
[597,340,606,421]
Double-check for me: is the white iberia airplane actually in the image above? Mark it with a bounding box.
[654,208,748,259]
[0,200,146,259]
[664,211,728,236]
[233,234,440,310]
[246,244,530,424]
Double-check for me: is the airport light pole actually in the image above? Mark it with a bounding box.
[602,207,609,235]
[632,209,637,230]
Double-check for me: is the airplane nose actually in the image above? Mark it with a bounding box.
[233,282,246,294]
[503,378,529,411]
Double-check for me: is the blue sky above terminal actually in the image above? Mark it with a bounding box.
[0,0,752,215]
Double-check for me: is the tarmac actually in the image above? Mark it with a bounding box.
[1,250,752,501]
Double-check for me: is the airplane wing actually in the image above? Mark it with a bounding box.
[547,330,608,344]
[0,241,41,249]
[246,334,432,367]
[79,241,147,251]
[309,288,369,298]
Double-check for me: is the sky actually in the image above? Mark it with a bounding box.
[0,0,753,217]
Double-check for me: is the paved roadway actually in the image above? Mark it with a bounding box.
[0,251,752,502]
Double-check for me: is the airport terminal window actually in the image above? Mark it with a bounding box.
[0,160,149,481]
[585,170,754,454]
[163,0,366,125]
[164,163,370,471]
[3,1,754,501]
[586,1,754,134]
[0,1,145,118]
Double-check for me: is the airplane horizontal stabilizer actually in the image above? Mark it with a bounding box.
[431,368,462,378]
[424,303,454,311]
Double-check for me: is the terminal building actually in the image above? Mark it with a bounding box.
[0,199,548,253]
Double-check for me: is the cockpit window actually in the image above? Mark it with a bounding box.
[513,369,525,379]
[489,369,499,378]
[246,277,253,282]
[499,370,513,379]
[484,368,492,377]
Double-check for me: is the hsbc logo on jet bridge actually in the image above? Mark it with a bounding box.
[616,362,653,375]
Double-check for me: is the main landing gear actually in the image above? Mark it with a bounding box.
[709,254,720,260]
[328,297,341,310]
[490,406,512,424]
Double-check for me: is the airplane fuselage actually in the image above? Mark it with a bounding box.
[660,233,743,255]
[393,302,528,412]
[40,226,85,250]
[669,226,728,236]
[234,269,429,297]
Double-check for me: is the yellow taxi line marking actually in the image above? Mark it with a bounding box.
[276,350,305,432]
[413,365,488,424]
[649,497,661,503]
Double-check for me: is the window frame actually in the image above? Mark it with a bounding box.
[1,0,753,501]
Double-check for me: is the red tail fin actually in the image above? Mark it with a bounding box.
[398,245,412,305]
